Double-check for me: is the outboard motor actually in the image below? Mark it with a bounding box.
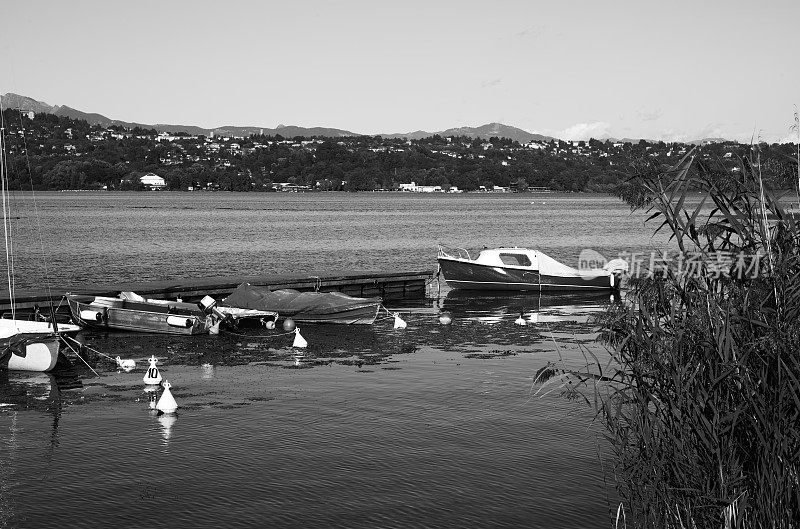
[603,258,629,290]
[198,295,226,319]
[198,295,234,327]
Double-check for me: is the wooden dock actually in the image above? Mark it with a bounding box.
[0,270,435,314]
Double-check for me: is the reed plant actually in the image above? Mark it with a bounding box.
[539,147,800,527]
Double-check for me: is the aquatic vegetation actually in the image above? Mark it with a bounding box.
[539,147,800,526]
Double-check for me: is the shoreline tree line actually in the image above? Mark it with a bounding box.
[1,108,797,193]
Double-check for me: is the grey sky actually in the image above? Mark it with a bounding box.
[2,0,798,142]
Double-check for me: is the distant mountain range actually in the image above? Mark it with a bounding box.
[0,92,729,145]
[0,92,558,143]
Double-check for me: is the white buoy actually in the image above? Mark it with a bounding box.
[143,355,163,385]
[293,327,308,348]
[394,313,407,329]
[156,380,178,414]
[514,313,526,326]
[116,356,136,371]
[438,313,452,325]
[263,319,276,330]
[283,318,296,332]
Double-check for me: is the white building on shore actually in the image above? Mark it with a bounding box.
[140,172,166,190]
[398,181,445,193]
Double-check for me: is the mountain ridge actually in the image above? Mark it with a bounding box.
[1,92,731,144]
[0,92,557,142]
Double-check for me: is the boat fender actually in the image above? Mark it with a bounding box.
[80,309,104,323]
[166,315,194,328]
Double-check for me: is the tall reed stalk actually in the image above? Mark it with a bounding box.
[539,147,800,527]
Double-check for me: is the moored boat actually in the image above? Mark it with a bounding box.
[0,328,62,372]
[221,283,382,325]
[67,294,210,335]
[1,98,83,372]
[437,245,627,292]
[65,292,278,335]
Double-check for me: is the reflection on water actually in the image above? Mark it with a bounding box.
[157,414,177,445]
[0,370,83,529]
[0,369,83,410]
[144,388,158,410]
[200,363,214,380]
[435,289,616,325]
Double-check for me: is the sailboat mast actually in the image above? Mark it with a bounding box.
[795,107,799,208]
[0,104,16,319]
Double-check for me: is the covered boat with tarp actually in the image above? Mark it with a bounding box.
[222,283,381,325]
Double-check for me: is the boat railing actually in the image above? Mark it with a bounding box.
[437,244,473,260]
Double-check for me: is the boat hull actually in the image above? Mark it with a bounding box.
[0,333,62,372]
[438,257,616,291]
[67,297,208,335]
[286,303,381,325]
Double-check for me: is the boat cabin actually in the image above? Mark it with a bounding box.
[474,248,539,268]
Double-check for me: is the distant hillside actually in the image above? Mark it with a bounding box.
[382,130,434,140]
[385,122,554,143]
[439,122,553,143]
[1,93,357,138]
[214,124,356,138]
[1,93,56,114]
[2,93,550,142]
[53,105,116,126]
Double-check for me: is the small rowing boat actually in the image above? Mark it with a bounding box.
[66,291,278,335]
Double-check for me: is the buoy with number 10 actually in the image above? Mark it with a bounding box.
[143,355,163,385]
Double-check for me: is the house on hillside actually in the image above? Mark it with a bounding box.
[140,172,166,190]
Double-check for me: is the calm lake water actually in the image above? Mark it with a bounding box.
[1,192,669,528]
[4,191,668,289]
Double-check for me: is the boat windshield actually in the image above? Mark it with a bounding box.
[498,253,532,267]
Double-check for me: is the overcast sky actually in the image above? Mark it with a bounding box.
[2,0,798,142]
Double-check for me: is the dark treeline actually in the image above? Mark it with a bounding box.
[1,108,797,192]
